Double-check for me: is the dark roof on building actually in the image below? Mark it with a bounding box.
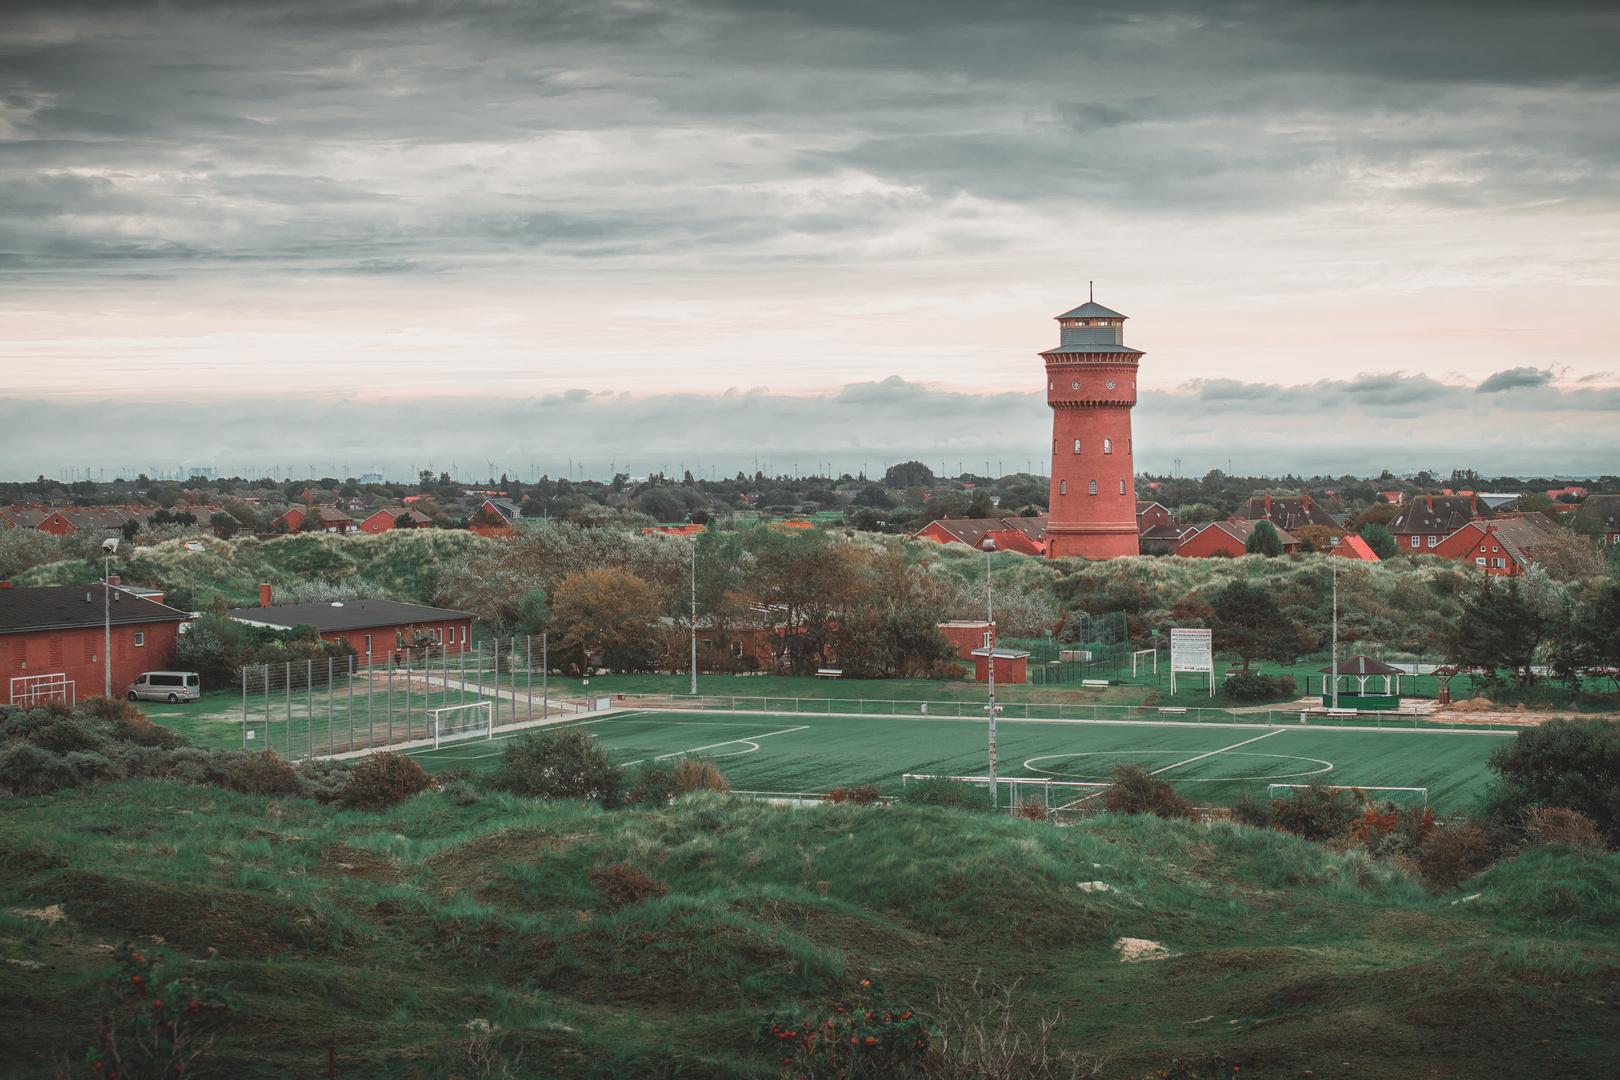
[1057,301,1126,320]
[227,598,478,634]
[0,584,192,634]
[1389,495,1489,535]
[1578,494,1620,528]
[1239,495,1337,532]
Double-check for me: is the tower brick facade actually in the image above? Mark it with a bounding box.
[1042,297,1142,559]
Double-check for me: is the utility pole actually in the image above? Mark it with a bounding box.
[690,538,698,696]
[1331,556,1340,710]
[983,537,998,809]
[101,538,118,696]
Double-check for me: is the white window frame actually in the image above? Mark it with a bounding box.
[1073,439,1082,454]
[1060,480,1067,495]
[1411,536,1420,548]
[1103,439,1112,454]
[1119,480,1126,495]
[1088,480,1098,495]
[133,632,145,647]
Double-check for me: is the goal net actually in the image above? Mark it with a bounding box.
[429,701,494,748]
[1268,783,1428,807]
[10,673,75,707]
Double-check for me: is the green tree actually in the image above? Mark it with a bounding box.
[514,588,551,635]
[208,511,238,538]
[1486,718,1620,842]
[1210,581,1301,671]
[1244,519,1283,557]
[883,461,937,488]
[550,568,663,673]
[1445,578,1547,685]
[1579,581,1620,676]
[1360,523,1397,560]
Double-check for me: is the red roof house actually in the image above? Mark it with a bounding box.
[358,507,431,534]
[1172,519,1299,558]
[1432,518,1554,577]
[1329,534,1380,561]
[1,583,193,704]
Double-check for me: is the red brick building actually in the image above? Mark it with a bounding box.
[971,647,1029,684]
[275,506,355,534]
[227,594,477,664]
[1171,519,1299,558]
[913,516,1047,556]
[1042,296,1141,559]
[1,583,193,704]
[1328,534,1381,561]
[1577,495,1620,544]
[1431,518,1553,577]
[1387,494,1490,553]
[358,507,431,534]
[1239,494,1338,533]
[938,620,995,662]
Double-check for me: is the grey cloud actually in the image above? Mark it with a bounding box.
[1477,367,1555,393]
[4,372,1617,482]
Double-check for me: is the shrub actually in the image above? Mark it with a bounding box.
[338,752,432,810]
[1275,674,1296,696]
[898,777,990,812]
[442,779,482,806]
[1268,782,1362,842]
[79,695,146,725]
[1223,672,1281,701]
[1523,807,1608,854]
[221,750,307,797]
[31,718,102,755]
[1486,718,1620,842]
[113,714,189,750]
[1228,791,1276,828]
[588,862,670,906]
[1104,764,1193,819]
[826,784,882,805]
[0,744,78,794]
[1418,823,1493,893]
[490,728,623,806]
[670,756,730,797]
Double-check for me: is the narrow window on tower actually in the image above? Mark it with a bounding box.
[1073,439,1081,454]
[1119,481,1126,495]
[1060,481,1067,495]
[1103,439,1112,454]
[1089,481,1097,495]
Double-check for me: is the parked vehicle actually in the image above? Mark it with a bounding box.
[125,671,201,703]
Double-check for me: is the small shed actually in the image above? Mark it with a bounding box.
[1316,655,1404,708]
[971,647,1030,685]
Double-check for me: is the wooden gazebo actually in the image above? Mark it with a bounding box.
[1315,655,1404,709]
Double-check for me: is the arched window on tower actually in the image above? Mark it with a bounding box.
[1103,439,1112,454]
[1089,480,1097,495]
[1060,480,1067,495]
[1073,439,1081,454]
[1120,480,1126,495]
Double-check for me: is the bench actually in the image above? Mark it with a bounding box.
[816,668,843,679]
[1157,707,1187,715]
[1326,707,1359,717]
[1082,679,1110,688]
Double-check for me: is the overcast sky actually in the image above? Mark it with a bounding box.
[3,0,1617,480]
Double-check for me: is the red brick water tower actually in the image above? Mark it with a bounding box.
[1042,291,1141,559]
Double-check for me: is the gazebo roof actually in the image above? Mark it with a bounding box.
[1316,655,1405,676]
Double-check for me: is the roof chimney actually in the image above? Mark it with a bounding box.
[108,575,119,587]
[0,581,12,589]
[260,583,272,607]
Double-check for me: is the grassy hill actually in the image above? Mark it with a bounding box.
[3,777,1616,1078]
[13,530,498,610]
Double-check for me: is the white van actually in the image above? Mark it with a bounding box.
[126,671,201,703]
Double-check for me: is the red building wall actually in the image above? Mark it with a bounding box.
[3,620,183,702]
[1045,318,1141,559]
[938,621,994,662]
[1432,525,1523,577]
[972,652,1027,684]
[1172,524,1246,559]
[338,619,477,663]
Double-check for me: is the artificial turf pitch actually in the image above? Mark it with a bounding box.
[406,709,1510,808]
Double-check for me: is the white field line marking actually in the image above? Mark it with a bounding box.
[619,725,812,766]
[1149,728,1288,776]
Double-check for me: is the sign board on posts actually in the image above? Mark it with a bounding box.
[1168,628,1214,697]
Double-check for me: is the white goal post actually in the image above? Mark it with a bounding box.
[10,673,75,707]
[1131,649,1158,676]
[1268,783,1428,808]
[429,701,494,748]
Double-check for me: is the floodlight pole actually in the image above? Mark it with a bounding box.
[690,536,698,697]
[983,537,997,809]
[1331,555,1340,710]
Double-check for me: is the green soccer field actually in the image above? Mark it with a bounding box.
[405,709,1512,809]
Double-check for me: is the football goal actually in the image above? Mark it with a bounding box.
[1268,783,1428,807]
[10,673,75,707]
[429,701,494,748]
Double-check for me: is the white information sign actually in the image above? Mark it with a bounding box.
[1168,628,1214,697]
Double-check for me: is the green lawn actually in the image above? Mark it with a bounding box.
[408,709,1509,809]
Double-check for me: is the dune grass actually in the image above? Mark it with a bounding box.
[2,776,1617,1079]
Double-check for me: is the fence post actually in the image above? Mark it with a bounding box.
[387,661,394,746]
[285,661,292,759]
[477,640,484,708]
[541,633,547,721]
[306,658,313,759]
[262,663,270,749]
[241,666,248,749]
[526,635,533,722]
[347,655,354,752]
[327,656,334,756]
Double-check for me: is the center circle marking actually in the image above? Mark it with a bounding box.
[1021,751,1334,783]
